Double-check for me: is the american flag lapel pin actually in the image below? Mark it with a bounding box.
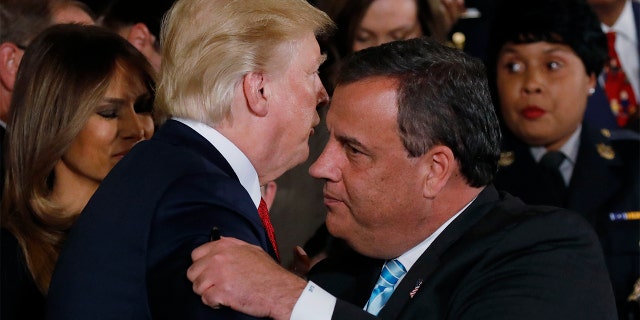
[409,278,423,299]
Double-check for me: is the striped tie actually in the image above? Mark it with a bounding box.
[365,259,407,316]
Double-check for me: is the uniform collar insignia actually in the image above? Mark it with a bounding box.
[498,151,515,167]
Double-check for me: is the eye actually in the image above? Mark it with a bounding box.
[354,33,371,44]
[506,62,523,73]
[548,61,561,70]
[345,143,362,155]
[97,107,118,119]
[390,31,410,41]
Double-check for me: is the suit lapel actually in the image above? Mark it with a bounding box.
[151,120,281,259]
[378,186,501,319]
[356,259,388,308]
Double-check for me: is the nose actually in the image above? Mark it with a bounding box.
[522,70,543,95]
[309,138,340,182]
[120,108,148,141]
[317,80,330,107]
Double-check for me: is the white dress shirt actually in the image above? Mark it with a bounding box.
[173,117,261,209]
[530,125,581,186]
[600,0,639,97]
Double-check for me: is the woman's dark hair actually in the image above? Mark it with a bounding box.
[487,0,607,80]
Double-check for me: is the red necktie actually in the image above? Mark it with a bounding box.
[258,198,280,261]
[604,31,638,127]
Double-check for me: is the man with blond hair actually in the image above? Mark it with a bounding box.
[46,0,333,318]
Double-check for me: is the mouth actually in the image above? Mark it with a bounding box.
[521,105,546,119]
[323,190,342,206]
[113,147,133,158]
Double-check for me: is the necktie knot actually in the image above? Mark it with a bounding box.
[606,31,616,46]
[378,259,406,287]
[538,151,567,205]
[366,259,407,316]
[539,150,565,171]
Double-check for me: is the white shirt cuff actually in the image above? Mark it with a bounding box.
[290,281,336,320]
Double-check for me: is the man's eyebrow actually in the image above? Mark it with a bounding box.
[336,134,369,151]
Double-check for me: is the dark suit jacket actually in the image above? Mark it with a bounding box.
[46,120,275,319]
[308,186,617,319]
[493,123,640,319]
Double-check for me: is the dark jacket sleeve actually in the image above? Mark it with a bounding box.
[444,209,617,320]
[146,173,269,320]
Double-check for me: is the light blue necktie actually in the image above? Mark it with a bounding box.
[365,259,407,316]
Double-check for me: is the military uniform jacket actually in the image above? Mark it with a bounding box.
[493,122,640,317]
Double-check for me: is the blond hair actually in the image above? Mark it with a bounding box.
[157,0,334,124]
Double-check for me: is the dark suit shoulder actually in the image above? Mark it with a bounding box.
[441,196,617,319]
[47,123,264,320]
[324,193,617,319]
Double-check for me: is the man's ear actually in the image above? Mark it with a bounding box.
[0,42,22,91]
[242,71,268,117]
[422,145,455,198]
[126,23,154,53]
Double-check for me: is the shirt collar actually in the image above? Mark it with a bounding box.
[173,117,261,208]
[395,195,477,271]
[602,0,636,44]
[530,124,581,165]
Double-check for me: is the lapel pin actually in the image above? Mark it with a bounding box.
[409,279,423,299]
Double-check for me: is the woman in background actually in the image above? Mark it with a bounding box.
[315,0,465,91]
[1,24,158,319]
[487,0,639,318]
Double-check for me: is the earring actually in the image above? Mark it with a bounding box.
[588,87,596,95]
